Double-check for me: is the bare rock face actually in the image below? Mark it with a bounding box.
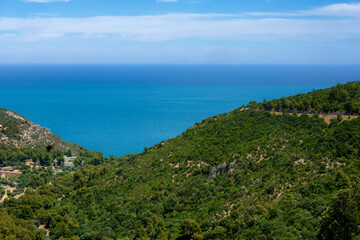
[208,162,229,179]
[208,167,217,179]
[207,160,238,180]
[0,108,82,153]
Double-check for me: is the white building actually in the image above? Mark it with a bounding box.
[64,156,77,167]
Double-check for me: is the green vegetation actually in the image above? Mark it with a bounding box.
[318,185,360,240]
[0,144,60,167]
[247,81,360,114]
[0,108,26,139]
[0,81,360,239]
[0,209,44,239]
[0,188,5,199]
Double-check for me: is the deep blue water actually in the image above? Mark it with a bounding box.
[0,65,359,156]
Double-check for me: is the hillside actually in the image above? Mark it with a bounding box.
[1,82,360,240]
[0,107,82,155]
[247,81,360,114]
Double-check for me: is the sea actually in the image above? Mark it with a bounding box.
[0,64,359,156]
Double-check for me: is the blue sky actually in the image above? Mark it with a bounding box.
[0,0,360,63]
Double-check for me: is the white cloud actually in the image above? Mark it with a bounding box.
[305,2,360,17]
[0,2,359,44]
[0,13,359,43]
[23,0,69,3]
[245,2,360,18]
[1,33,16,37]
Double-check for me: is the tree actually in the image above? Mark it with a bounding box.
[318,187,360,240]
[17,206,34,220]
[39,152,52,166]
[177,219,203,240]
[56,157,64,166]
[65,150,72,157]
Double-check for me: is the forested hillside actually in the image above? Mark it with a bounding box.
[247,81,360,114]
[1,82,360,240]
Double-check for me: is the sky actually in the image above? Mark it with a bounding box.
[0,0,360,64]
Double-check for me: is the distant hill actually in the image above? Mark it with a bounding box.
[1,82,360,240]
[0,107,82,154]
[247,81,360,114]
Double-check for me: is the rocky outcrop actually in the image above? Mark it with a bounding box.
[0,108,82,153]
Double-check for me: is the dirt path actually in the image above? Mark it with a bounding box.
[0,192,7,203]
[0,189,9,203]
[269,111,358,124]
[0,186,20,203]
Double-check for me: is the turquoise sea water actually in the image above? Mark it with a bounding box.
[0,65,359,156]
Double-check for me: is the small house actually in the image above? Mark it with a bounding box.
[63,156,77,167]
